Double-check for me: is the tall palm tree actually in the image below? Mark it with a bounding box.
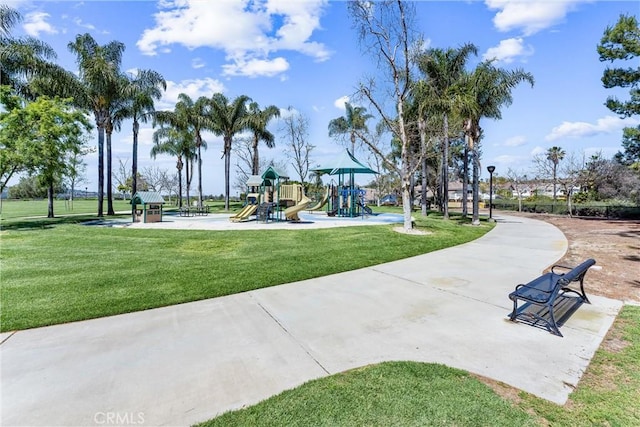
[209,93,250,210]
[547,146,566,202]
[416,44,478,220]
[150,126,195,208]
[113,70,166,198]
[155,94,211,207]
[67,33,125,217]
[459,61,534,224]
[245,102,280,175]
[0,5,66,98]
[328,102,372,154]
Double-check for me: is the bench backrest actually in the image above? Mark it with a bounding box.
[558,258,596,285]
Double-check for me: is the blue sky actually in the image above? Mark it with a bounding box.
[7,0,639,195]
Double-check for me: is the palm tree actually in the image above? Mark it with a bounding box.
[415,44,478,220]
[245,102,280,175]
[113,69,166,198]
[67,33,125,217]
[0,5,66,98]
[209,93,251,210]
[328,102,372,154]
[547,146,566,202]
[459,61,534,224]
[154,94,211,207]
[150,127,195,208]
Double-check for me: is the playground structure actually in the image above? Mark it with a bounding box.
[232,150,377,223]
[312,149,377,218]
[231,166,312,223]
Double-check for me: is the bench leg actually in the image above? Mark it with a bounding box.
[547,308,563,337]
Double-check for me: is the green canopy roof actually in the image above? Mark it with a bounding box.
[312,149,377,175]
[261,166,289,181]
[131,191,165,205]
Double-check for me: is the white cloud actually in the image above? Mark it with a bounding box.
[545,115,639,141]
[333,96,350,110]
[156,78,226,110]
[191,57,205,69]
[483,38,534,63]
[222,57,289,78]
[73,17,96,31]
[503,135,527,147]
[493,154,522,165]
[137,0,330,78]
[530,146,546,156]
[485,0,587,36]
[23,11,58,37]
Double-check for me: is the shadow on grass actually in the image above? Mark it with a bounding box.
[0,215,129,231]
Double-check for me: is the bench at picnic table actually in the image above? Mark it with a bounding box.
[508,258,596,337]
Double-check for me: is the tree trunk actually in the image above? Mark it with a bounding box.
[197,144,203,208]
[47,182,54,218]
[252,136,260,176]
[106,125,115,216]
[177,158,183,208]
[442,114,449,220]
[224,136,232,211]
[419,117,427,216]
[186,159,191,206]
[462,138,469,217]
[97,125,104,217]
[132,120,139,197]
[472,144,480,225]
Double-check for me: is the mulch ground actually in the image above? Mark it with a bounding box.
[503,211,640,304]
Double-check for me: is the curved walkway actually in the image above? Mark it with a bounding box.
[0,214,622,426]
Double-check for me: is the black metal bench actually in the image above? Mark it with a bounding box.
[508,258,596,337]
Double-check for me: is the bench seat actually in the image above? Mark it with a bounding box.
[508,259,595,337]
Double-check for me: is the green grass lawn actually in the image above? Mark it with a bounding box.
[198,362,536,427]
[0,198,134,220]
[1,209,491,331]
[197,305,640,427]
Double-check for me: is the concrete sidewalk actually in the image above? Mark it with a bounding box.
[0,215,623,426]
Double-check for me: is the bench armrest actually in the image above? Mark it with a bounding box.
[551,264,572,274]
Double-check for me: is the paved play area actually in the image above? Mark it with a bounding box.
[0,214,623,426]
[126,210,407,230]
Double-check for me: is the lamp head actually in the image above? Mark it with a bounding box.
[487,165,496,174]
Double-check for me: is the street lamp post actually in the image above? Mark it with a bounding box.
[487,165,495,220]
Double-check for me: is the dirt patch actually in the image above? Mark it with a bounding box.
[504,212,640,304]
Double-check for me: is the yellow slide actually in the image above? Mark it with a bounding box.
[229,204,257,222]
[307,186,330,211]
[284,196,311,222]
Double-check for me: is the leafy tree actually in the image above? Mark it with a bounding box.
[62,34,126,217]
[8,175,52,199]
[581,153,640,204]
[246,102,280,176]
[0,87,29,193]
[209,93,250,210]
[328,102,372,154]
[598,14,640,165]
[1,95,90,216]
[113,69,166,198]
